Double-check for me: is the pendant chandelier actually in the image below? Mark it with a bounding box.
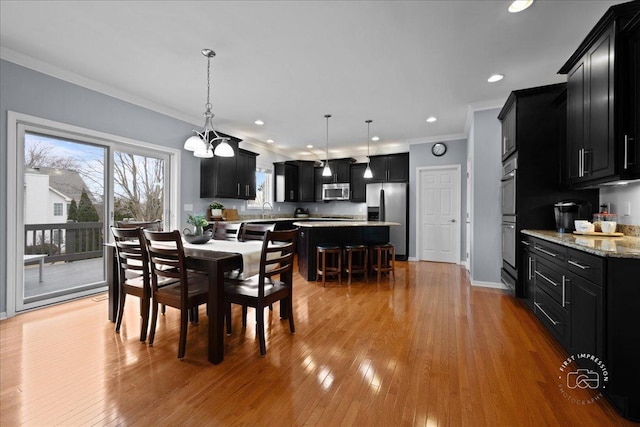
[363,120,373,179]
[322,114,332,177]
[183,49,234,158]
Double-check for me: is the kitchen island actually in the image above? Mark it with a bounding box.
[294,221,399,281]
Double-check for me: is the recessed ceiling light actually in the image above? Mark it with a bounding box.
[254,120,264,125]
[488,74,504,83]
[306,144,313,149]
[266,139,274,143]
[508,0,533,13]
[426,116,437,123]
[371,136,380,141]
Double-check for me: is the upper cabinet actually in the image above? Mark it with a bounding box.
[559,2,640,186]
[368,153,409,182]
[500,102,517,160]
[350,163,368,202]
[322,158,352,183]
[200,139,258,200]
[297,161,316,202]
[274,161,316,203]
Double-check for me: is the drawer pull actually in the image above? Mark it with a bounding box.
[568,260,590,270]
[521,241,531,246]
[562,275,566,308]
[535,246,558,257]
[528,257,534,281]
[535,302,559,326]
[535,270,559,287]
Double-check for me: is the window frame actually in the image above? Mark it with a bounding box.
[246,165,274,210]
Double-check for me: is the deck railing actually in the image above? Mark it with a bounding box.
[24,222,104,263]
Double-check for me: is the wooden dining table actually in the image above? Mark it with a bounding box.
[105,239,263,364]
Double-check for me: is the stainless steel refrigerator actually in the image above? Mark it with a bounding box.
[366,183,408,260]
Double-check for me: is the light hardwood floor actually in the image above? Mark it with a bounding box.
[0,261,634,426]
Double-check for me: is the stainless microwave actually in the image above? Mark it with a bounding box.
[322,183,350,200]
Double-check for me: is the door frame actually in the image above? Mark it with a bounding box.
[5,111,180,317]
[415,164,461,264]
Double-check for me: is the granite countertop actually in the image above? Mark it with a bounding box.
[208,216,363,224]
[522,229,640,259]
[293,221,400,228]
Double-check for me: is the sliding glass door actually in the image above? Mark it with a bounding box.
[14,121,172,312]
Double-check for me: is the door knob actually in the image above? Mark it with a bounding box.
[451,219,456,222]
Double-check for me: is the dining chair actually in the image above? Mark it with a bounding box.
[241,223,276,242]
[142,229,209,359]
[213,222,241,241]
[224,228,297,355]
[111,226,153,341]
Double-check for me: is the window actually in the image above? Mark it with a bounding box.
[247,167,273,209]
[53,203,63,216]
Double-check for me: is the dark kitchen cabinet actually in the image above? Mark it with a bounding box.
[501,102,517,160]
[323,159,351,183]
[368,153,409,182]
[623,14,640,176]
[200,140,258,200]
[559,2,640,186]
[521,236,535,310]
[297,161,316,202]
[274,162,298,202]
[314,167,324,202]
[350,163,368,202]
[523,233,640,421]
[237,149,257,199]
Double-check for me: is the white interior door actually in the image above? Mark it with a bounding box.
[417,166,460,263]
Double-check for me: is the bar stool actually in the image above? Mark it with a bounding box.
[370,243,395,282]
[316,244,342,286]
[344,244,368,284]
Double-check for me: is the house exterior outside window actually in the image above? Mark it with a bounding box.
[53,202,63,216]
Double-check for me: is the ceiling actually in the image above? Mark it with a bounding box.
[0,0,626,161]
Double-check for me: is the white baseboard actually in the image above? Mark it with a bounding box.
[0,312,7,320]
[461,260,469,270]
[407,257,418,262]
[471,280,507,290]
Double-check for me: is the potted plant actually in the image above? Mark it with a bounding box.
[186,214,208,236]
[209,202,224,218]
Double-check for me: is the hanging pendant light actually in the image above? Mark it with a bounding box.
[322,114,332,177]
[184,49,234,158]
[363,119,373,179]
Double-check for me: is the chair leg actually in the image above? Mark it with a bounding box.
[256,306,266,355]
[322,252,326,287]
[189,307,199,324]
[161,304,166,315]
[242,305,248,328]
[114,288,126,333]
[178,308,188,359]
[226,303,232,335]
[140,295,150,342]
[288,298,295,334]
[148,301,159,346]
[391,247,396,280]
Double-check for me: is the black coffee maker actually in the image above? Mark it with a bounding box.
[554,201,592,233]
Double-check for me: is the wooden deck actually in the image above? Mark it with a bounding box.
[24,257,104,299]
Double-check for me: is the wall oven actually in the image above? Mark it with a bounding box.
[501,154,518,293]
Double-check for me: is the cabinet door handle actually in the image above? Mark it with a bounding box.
[624,134,629,170]
[534,246,558,257]
[568,260,590,270]
[290,190,294,199]
[583,149,590,175]
[561,275,566,308]
[521,241,531,246]
[578,148,583,177]
[535,302,559,326]
[528,257,534,281]
[503,137,507,154]
[237,183,240,196]
[535,270,559,287]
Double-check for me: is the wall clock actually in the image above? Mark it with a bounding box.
[432,142,447,157]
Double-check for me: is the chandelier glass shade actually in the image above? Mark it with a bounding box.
[184,49,234,158]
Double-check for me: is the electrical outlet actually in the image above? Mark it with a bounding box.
[240,205,245,212]
[626,201,632,216]
[278,207,281,212]
[184,204,193,212]
[314,207,318,212]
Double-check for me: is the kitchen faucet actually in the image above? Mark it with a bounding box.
[262,202,273,219]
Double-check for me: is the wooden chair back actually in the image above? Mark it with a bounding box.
[110,226,149,286]
[258,228,297,296]
[242,223,276,242]
[213,222,241,241]
[142,230,189,303]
